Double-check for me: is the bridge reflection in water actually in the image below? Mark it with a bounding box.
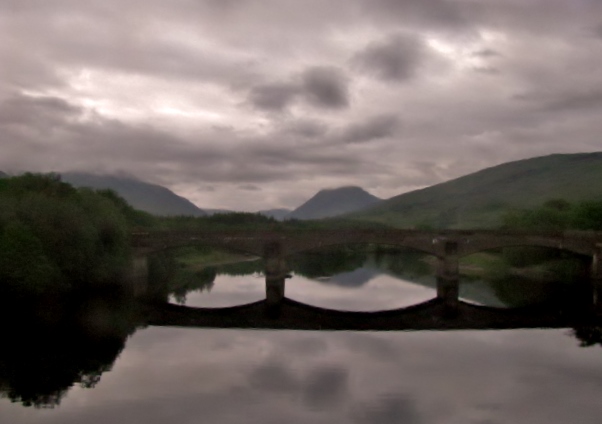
[144,297,600,331]
[133,229,602,331]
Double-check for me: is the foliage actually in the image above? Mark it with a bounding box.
[500,198,602,231]
[0,173,133,294]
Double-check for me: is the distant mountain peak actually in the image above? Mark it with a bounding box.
[288,186,381,220]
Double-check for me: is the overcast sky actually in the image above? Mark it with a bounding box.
[1,0,602,211]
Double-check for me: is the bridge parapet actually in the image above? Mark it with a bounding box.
[130,229,602,258]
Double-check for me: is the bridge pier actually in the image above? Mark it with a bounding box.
[264,242,289,317]
[127,255,149,298]
[437,242,460,315]
[592,244,602,315]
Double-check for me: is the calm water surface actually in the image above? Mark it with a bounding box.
[2,255,602,423]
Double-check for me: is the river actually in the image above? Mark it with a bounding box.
[1,252,601,423]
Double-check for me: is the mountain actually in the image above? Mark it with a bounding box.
[0,171,7,178]
[288,186,381,220]
[258,208,291,221]
[350,152,602,229]
[61,173,206,217]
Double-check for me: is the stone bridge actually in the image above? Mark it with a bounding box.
[131,228,602,317]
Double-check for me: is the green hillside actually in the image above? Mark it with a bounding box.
[350,152,602,229]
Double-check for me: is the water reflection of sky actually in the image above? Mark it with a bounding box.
[3,265,602,423]
[175,266,507,310]
[3,326,602,423]
[178,270,437,311]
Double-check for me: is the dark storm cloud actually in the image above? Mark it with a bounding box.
[300,66,349,109]
[247,83,299,111]
[338,114,400,144]
[352,33,425,82]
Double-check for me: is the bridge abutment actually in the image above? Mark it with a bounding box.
[437,242,460,315]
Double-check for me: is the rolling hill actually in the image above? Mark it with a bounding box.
[350,152,602,229]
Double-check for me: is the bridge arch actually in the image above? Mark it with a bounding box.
[284,235,443,258]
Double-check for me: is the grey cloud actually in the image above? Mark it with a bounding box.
[0,3,263,91]
[472,48,500,58]
[0,93,81,127]
[247,66,349,112]
[285,119,328,138]
[338,114,400,144]
[595,23,602,38]
[0,92,375,195]
[353,34,424,81]
[352,394,423,424]
[514,89,602,113]
[238,184,262,191]
[544,90,602,112]
[300,66,349,109]
[359,0,471,30]
[473,66,500,75]
[248,83,299,111]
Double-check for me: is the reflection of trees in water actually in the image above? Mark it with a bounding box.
[372,247,431,280]
[170,267,216,305]
[572,327,602,347]
[0,293,140,408]
[216,259,264,276]
[291,247,367,279]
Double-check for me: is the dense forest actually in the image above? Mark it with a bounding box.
[0,173,143,295]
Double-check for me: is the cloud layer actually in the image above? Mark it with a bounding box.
[1,0,601,210]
